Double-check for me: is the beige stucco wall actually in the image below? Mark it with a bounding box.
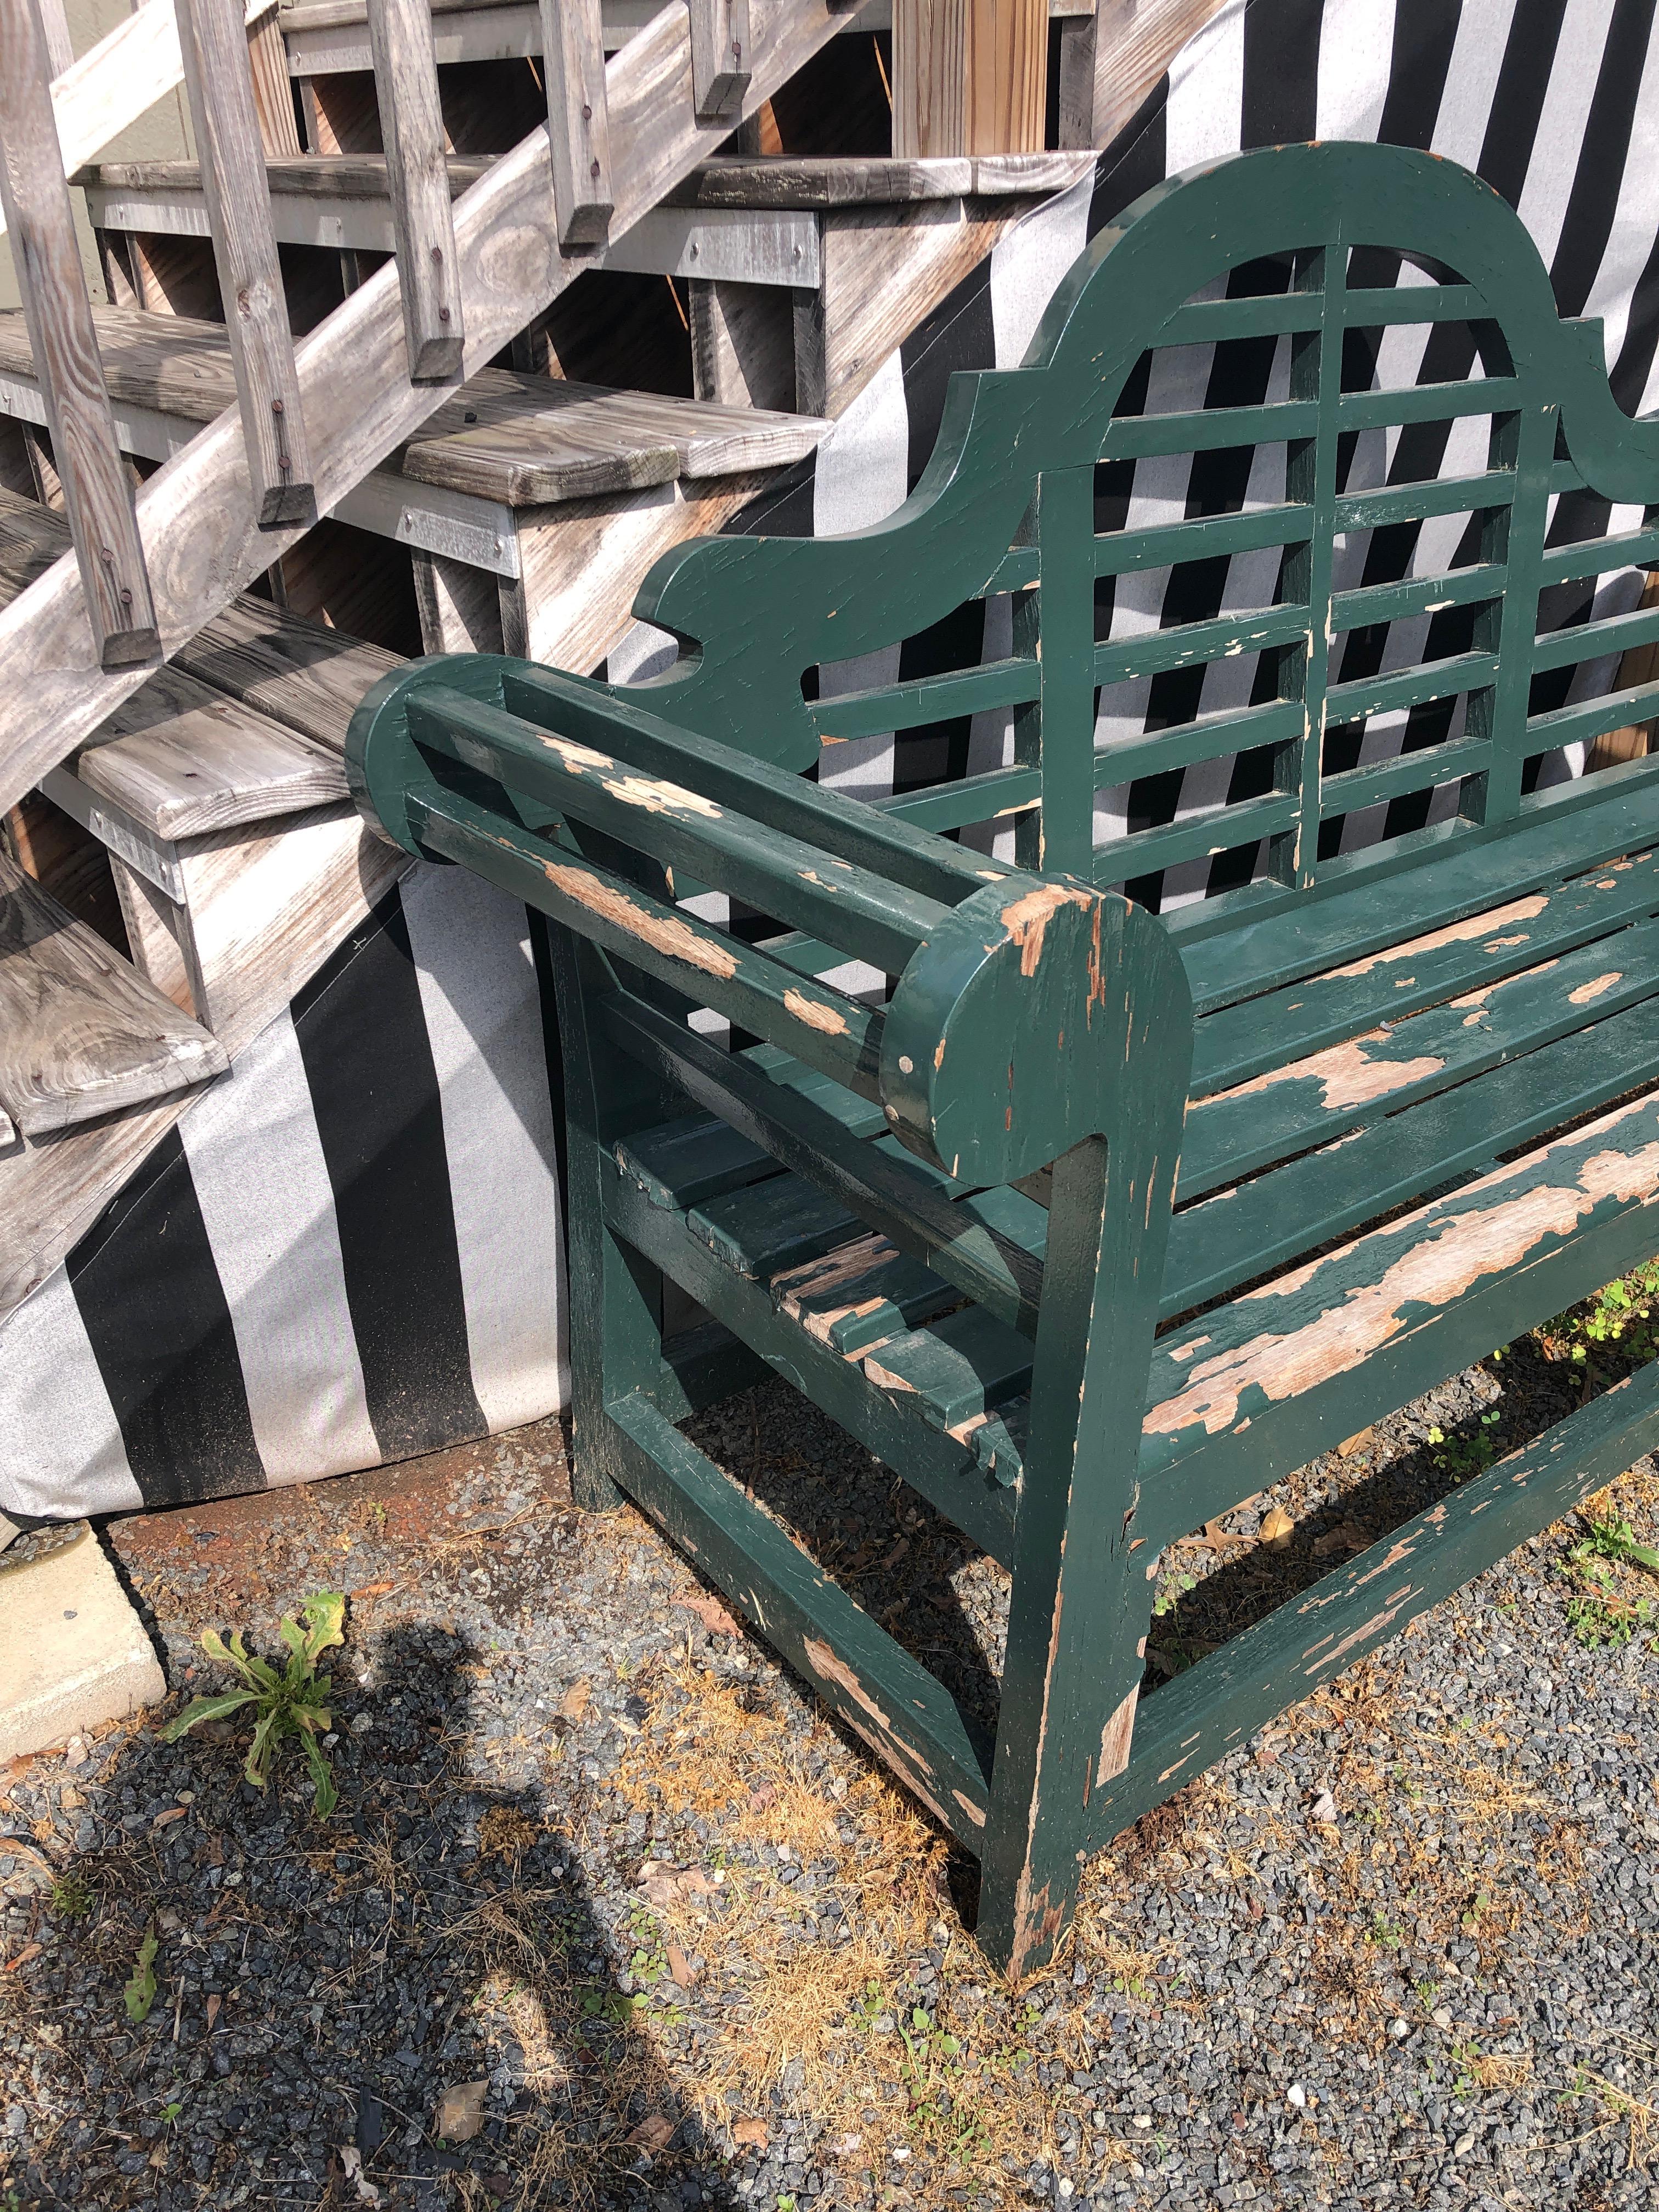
[0,0,197,312]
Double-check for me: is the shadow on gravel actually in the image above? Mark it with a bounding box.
[4,1622,740,2212]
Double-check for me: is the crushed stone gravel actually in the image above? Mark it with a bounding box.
[2,1325,1657,2211]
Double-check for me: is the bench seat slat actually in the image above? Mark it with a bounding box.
[1165,994,1659,1319]
[1181,915,1659,1200]
[1141,1082,1659,1521]
[1177,778,1658,1012]
[1189,844,1659,1088]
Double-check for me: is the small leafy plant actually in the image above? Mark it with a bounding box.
[161,1591,346,1816]
[123,1931,159,2024]
[1426,1408,1503,1482]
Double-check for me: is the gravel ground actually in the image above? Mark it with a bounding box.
[3,1296,1658,2212]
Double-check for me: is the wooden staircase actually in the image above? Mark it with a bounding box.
[0,0,1218,1322]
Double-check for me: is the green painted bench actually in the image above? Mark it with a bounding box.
[348,141,1659,1978]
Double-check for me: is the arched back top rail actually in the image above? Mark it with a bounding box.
[582,140,1659,902]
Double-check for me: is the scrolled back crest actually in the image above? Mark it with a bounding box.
[601,140,1659,774]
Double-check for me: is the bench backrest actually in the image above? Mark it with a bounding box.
[597,142,1659,929]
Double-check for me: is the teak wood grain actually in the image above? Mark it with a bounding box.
[0,849,227,1135]
[0,0,158,670]
[893,0,1048,157]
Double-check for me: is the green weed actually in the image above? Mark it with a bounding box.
[123,1931,159,2024]
[161,1590,345,1816]
[1426,1409,1503,1482]
[48,1872,93,1920]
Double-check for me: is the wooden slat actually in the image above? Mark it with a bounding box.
[1181,915,1659,1201]
[1164,994,1659,1321]
[0,479,400,752]
[366,0,466,380]
[400,369,826,502]
[893,0,1048,157]
[688,0,753,122]
[540,0,613,247]
[72,668,347,838]
[0,0,858,814]
[175,0,316,527]
[0,849,227,1135]
[665,151,1093,204]
[0,0,158,670]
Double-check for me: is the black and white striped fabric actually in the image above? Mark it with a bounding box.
[6,0,1656,1525]
[0,867,566,1526]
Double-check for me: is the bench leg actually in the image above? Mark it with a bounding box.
[549,924,680,1513]
[977,1111,1181,1980]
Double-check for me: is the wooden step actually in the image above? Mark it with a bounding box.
[663,153,1098,208]
[0,305,825,510]
[80,155,829,291]
[0,850,228,1135]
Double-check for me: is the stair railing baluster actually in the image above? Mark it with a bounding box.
[0,0,160,670]
[688,0,753,122]
[539,0,614,249]
[365,0,467,381]
[174,0,317,527]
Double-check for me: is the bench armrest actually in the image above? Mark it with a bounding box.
[348,656,1193,1184]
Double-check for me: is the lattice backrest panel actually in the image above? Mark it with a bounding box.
[603,143,1659,915]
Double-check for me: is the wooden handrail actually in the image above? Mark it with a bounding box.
[0,0,853,815]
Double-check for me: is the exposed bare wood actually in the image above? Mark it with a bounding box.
[819,189,1053,416]
[0,848,227,1135]
[246,3,306,156]
[541,0,614,247]
[1587,568,1659,771]
[411,548,506,651]
[176,0,317,527]
[689,0,753,121]
[35,0,74,81]
[130,233,225,319]
[1089,0,1229,148]
[0,484,398,754]
[0,0,275,247]
[403,368,826,500]
[74,670,347,838]
[516,467,772,670]
[893,0,1048,157]
[1054,3,1096,147]
[689,277,797,409]
[0,0,856,817]
[0,0,159,670]
[368,0,467,379]
[4,784,126,946]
